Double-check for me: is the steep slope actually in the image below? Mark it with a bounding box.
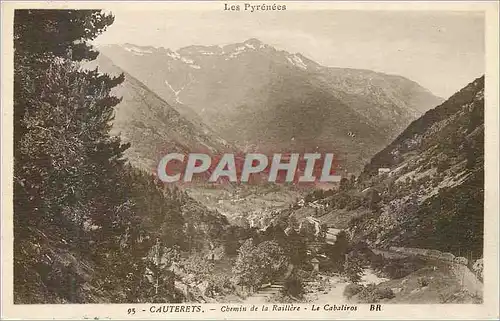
[362,75,484,175]
[259,76,483,260]
[98,39,443,171]
[316,67,442,134]
[85,54,233,170]
[15,169,233,304]
[351,76,484,255]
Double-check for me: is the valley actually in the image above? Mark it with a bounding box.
[168,75,485,304]
[12,9,485,307]
[97,40,484,304]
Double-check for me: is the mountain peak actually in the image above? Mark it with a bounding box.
[224,38,268,51]
[243,38,264,46]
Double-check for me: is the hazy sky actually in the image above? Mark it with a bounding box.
[94,9,485,98]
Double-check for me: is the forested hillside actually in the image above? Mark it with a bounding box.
[12,10,327,305]
[12,10,230,304]
[270,76,484,259]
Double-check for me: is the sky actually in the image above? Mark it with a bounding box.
[94,9,485,99]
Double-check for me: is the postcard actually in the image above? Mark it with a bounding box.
[1,1,498,319]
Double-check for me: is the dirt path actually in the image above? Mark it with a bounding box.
[359,268,390,286]
[312,269,388,303]
[243,269,391,303]
[244,293,272,304]
[310,276,350,303]
[451,264,483,297]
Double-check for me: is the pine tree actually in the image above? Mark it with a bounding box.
[14,9,119,234]
[14,9,188,304]
[13,9,131,303]
[14,10,115,154]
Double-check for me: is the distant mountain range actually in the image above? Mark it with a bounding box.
[98,38,443,172]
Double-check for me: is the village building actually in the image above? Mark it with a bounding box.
[378,167,391,175]
[325,228,343,245]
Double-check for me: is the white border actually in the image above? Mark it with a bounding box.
[1,1,499,319]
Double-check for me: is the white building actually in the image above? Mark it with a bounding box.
[378,168,391,175]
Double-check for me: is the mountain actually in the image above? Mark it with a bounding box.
[280,76,484,257]
[85,54,234,170]
[350,75,484,255]
[98,39,443,172]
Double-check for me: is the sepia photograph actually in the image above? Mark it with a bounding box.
[1,1,499,319]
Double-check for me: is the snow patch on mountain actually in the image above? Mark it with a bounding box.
[164,80,180,95]
[167,51,181,60]
[287,54,308,70]
[200,51,216,55]
[164,80,183,104]
[165,50,198,66]
[123,45,153,56]
[228,46,247,59]
[181,57,195,64]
